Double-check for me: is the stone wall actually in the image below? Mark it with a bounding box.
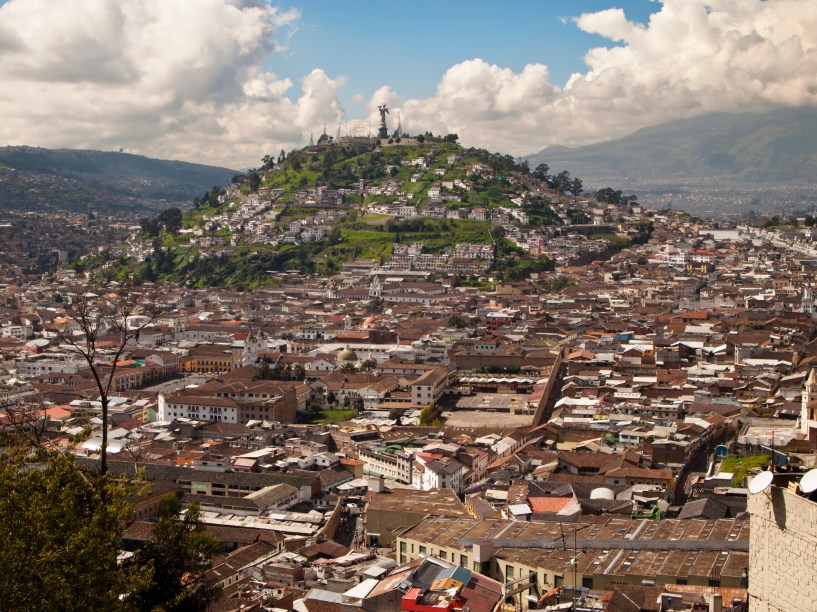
[749,484,817,611]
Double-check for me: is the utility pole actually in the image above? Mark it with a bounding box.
[570,524,591,611]
[573,527,578,611]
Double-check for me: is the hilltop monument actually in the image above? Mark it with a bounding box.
[377,103,389,139]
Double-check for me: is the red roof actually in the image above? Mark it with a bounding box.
[528,497,573,514]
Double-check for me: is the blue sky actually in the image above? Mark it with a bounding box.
[0,0,814,167]
[273,0,661,116]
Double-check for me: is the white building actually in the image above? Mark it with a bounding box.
[359,446,414,484]
[413,455,465,494]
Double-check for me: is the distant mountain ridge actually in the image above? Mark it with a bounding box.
[0,146,237,213]
[526,107,817,186]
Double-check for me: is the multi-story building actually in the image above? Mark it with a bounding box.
[158,385,297,425]
[397,516,749,610]
[365,489,469,547]
[182,344,240,374]
[15,352,85,377]
[358,445,414,484]
[410,367,453,407]
[413,455,465,494]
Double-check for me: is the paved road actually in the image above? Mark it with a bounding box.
[333,507,358,548]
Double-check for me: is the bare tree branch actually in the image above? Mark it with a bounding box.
[46,279,160,475]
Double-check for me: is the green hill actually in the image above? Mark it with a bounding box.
[73,138,580,289]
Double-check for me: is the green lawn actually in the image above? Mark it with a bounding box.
[320,410,357,423]
[720,454,771,487]
[358,213,390,225]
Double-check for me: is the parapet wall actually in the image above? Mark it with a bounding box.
[749,484,817,611]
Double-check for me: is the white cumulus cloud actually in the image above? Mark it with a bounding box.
[0,0,343,168]
[371,0,817,155]
[5,0,817,166]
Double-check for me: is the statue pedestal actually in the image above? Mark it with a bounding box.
[378,125,388,139]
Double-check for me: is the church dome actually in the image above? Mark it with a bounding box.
[337,347,359,362]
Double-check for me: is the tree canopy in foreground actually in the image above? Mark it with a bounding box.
[0,442,221,611]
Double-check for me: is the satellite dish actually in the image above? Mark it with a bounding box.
[800,469,817,494]
[748,471,773,495]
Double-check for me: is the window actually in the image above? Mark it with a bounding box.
[460,555,467,567]
[439,551,447,560]
[506,566,515,581]
[419,546,427,555]
[400,542,406,553]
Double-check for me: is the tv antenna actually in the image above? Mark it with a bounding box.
[556,523,590,611]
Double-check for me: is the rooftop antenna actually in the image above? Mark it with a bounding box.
[556,523,590,611]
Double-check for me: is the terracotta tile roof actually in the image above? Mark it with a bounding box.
[528,497,573,514]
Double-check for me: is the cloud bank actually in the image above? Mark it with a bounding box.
[374,0,817,155]
[1,0,816,166]
[0,0,344,168]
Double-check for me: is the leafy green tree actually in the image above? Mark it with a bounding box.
[303,399,324,422]
[253,359,273,381]
[247,170,261,193]
[359,358,377,372]
[532,163,550,181]
[568,209,590,224]
[340,362,358,374]
[595,187,624,205]
[140,216,161,237]
[158,207,183,235]
[448,314,468,329]
[326,226,342,245]
[130,495,221,612]
[418,402,439,426]
[0,449,141,611]
[553,170,572,194]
